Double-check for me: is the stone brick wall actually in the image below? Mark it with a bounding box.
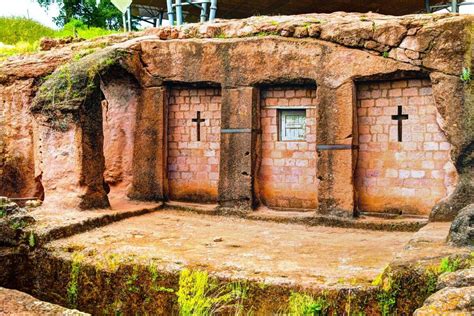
[167,87,221,202]
[258,86,318,209]
[356,79,457,215]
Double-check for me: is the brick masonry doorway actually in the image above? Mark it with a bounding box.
[167,86,222,203]
[258,86,318,210]
[355,79,457,215]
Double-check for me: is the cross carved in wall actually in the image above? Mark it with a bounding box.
[192,111,205,141]
[391,105,409,142]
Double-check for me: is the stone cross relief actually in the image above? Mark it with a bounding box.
[391,105,409,142]
[192,111,206,141]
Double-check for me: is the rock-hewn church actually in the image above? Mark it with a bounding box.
[1,13,472,221]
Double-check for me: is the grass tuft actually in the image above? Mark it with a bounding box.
[67,252,84,308]
[177,269,248,315]
[288,292,329,315]
[0,17,119,60]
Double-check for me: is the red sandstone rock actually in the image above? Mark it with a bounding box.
[0,287,88,315]
[39,37,58,51]
[373,21,407,47]
[0,12,472,218]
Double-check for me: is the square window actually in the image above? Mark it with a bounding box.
[279,109,306,141]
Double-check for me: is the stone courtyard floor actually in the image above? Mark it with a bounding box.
[4,203,467,314]
[46,208,417,287]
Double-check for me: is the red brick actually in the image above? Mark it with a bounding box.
[356,79,453,215]
[361,99,375,107]
[403,88,418,96]
[258,86,317,209]
[168,87,221,200]
[389,89,402,97]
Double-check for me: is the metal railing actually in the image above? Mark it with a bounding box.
[167,0,218,25]
[425,0,474,13]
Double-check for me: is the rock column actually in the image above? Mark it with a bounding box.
[128,87,167,201]
[316,82,355,217]
[218,87,259,210]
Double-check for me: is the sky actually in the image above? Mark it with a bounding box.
[1,0,474,30]
[1,0,60,28]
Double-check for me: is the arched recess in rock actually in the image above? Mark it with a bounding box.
[30,48,144,210]
[353,70,459,217]
[100,66,141,200]
[253,79,318,211]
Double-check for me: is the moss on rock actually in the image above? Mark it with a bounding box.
[31,48,129,128]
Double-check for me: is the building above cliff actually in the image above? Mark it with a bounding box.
[129,0,467,26]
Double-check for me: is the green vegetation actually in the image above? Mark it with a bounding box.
[9,219,26,230]
[438,256,461,274]
[0,199,6,218]
[177,269,221,315]
[255,31,279,37]
[460,67,471,83]
[371,256,470,315]
[382,51,389,58]
[372,267,399,316]
[67,252,84,308]
[0,17,119,60]
[0,17,56,45]
[148,262,174,293]
[73,48,96,61]
[96,253,122,272]
[37,0,125,29]
[0,17,48,59]
[28,231,36,248]
[55,19,118,39]
[177,269,248,315]
[125,265,140,293]
[32,47,127,125]
[424,269,438,295]
[214,33,229,39]
[288,292,329,316]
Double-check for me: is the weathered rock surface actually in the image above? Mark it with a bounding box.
[142,13,473,76]
[437,268,474,290]
[414,286,474,316]
[0,12,472,217]
[448,204,474,247]
[0,287,88,315]
[0,197,35,246]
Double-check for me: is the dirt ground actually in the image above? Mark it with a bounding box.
[47,208,416,287]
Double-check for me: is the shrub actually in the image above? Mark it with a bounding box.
[288,292,329,316]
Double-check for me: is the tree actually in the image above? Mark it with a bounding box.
[37,0,123,29]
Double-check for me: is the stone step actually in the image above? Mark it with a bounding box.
[164,201,428,232]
